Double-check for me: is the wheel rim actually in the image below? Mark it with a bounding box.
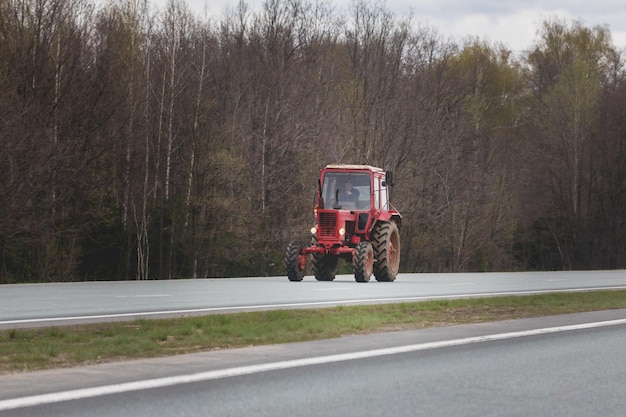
[389,230,399,272]
[366,245,374,276]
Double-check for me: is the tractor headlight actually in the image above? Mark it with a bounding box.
[339,227,346,236]
[310,226,317,235]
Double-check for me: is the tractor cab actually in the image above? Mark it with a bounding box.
[320,171,370,210]
[318,165,394,212]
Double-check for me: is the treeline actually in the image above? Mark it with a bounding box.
[0,0,624,283]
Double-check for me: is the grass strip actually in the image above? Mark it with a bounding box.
[2,290,626,374]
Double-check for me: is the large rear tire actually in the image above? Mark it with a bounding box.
[372,221,400,282]
[285,241,305,282]
[312,253,338,281]
[353,241,373,282]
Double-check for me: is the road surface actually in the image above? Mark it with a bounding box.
[1,270,625,328]
[2,309,626,416]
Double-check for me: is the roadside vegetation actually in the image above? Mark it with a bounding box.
[2,290,626,373]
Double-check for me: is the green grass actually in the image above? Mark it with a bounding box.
[2,290,626,374]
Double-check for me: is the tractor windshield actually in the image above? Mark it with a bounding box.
[322,172,371,210]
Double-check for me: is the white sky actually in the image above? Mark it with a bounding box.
[156,0,626,54]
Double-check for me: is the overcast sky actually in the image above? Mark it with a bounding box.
[160,0,626,54]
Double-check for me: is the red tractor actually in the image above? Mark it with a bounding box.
[285,164,401,282]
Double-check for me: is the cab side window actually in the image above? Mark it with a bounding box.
[374,176,380,210]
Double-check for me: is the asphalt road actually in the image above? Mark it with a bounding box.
[1,270,626,328]
[2,310,626,416]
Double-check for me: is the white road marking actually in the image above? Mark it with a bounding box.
[314,288,352,291]
[3,285,626,327]
[547,279,568,282]
[115,295,171,298]
[448,282,475,286]
[2,317,626,411]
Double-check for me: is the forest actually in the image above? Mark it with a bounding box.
[0,0,624,283]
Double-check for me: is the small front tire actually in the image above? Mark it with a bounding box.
[285,241,305,282]
[312,253,338,281]
[353,242,373,282]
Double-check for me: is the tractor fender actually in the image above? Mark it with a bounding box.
[375,212,402,228]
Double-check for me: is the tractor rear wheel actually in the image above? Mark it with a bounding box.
[353,242,373,282]
[285,241,305,281]
[372,221,400,282]
[312,253,338,281]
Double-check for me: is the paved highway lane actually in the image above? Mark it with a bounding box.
[1,270,626,328]
[2,310,626,416]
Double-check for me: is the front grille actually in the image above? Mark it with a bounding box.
[318,211,337,239]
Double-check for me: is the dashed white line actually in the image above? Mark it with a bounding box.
[2,317,626,411]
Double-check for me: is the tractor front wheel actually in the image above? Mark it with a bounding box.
[285,241,305,281]
[312,253,338,281]
[353,241,373,282]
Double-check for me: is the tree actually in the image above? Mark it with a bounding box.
[522,18,618,269]
[1,1,624,282]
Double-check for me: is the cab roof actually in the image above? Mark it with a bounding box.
[324,164,385,173]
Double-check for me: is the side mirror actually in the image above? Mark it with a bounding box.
[384,170,395,187]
